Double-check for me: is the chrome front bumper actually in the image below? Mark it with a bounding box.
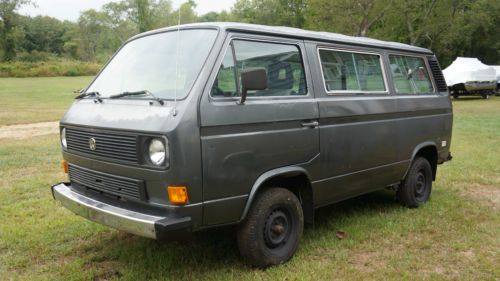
[51,183,191,239]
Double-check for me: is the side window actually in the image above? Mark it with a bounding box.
[389,55,433,94]
[211,48,237,97]
[211,40,307,98]
[318,49,386,93]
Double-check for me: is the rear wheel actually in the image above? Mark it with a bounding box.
[397,157,433,208]
[237,187,303,268]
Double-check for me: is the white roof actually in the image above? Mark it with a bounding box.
[442,57,496,86]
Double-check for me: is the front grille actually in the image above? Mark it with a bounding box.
[66,127,138,164]
[69,165,146,201]
[428,58,448,92]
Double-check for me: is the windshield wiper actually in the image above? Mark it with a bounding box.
[75,91,102,103]
[75,91,100,99]
[109,90,164,105]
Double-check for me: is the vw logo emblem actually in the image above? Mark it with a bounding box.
[89,138,97,151]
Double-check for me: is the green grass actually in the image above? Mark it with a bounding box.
[0,77,93,126]
[0,91,499,280]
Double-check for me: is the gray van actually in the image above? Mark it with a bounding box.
[51,23,453,268]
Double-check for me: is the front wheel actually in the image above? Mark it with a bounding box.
[397,157,433,208]
[237,187,304,268]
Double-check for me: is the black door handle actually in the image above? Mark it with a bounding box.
[301,121,319,128]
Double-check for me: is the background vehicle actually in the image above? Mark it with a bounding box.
[493,66,500,96]
[52,23,453,268]
[443,57,496,99]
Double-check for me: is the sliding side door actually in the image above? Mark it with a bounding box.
[307,44,401,206]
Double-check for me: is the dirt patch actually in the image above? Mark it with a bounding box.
[83,260,123,281]
[0,121,59,140]
[349,250,385,272]
[460,184,500,210]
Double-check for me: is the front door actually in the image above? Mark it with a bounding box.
[199,35,319,225]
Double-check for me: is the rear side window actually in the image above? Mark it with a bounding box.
[389,55,434,94]
[318,49,386,93]
[211,40,307,98]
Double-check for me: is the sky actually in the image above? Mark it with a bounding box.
[19,0,237,21]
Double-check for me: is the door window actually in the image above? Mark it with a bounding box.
[389,55,433,94]
[211,48,238,97]
[211,40,307,97]
[318,49,386,93]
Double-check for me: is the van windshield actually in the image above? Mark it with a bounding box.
[86,29,218,100]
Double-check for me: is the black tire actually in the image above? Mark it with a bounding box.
[237,187,304,268]
[397,157,433,208]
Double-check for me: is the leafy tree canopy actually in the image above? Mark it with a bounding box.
[0,0,498,66]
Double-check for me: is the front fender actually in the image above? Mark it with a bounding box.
[239,166,311,221]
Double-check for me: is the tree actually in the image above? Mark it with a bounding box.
[355,0,392,36]
[102,1,136,43]
[231,0,307,28]
[69,9,110,61]
[150,0,174,27]
[19,15,69,54]
[133,0,153,32]
[125,0,175,31]
[401,0,438,45]
[305,0,391,36]
[1,0,497,66]
[433,0,500,65]
[198,11,220,22]
[177,0,197,24]
[0,0,32,61]
[198,10,232,22]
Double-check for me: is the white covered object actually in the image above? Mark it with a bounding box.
[442,57,496,86]
[492,66,500,82]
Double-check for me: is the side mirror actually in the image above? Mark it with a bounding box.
[239,68,267,104]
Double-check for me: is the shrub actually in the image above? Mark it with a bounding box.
[64,68,80,76]
[15,51,56,62]
[0,60,101,77]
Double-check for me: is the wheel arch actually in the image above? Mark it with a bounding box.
[239,166,314,224]
[405,142,438,181]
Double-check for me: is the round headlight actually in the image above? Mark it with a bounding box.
[148,138,166,166]
[61,128,67,149]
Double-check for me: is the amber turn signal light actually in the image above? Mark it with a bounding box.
[61,160,68,174]
[167,186,189,205]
